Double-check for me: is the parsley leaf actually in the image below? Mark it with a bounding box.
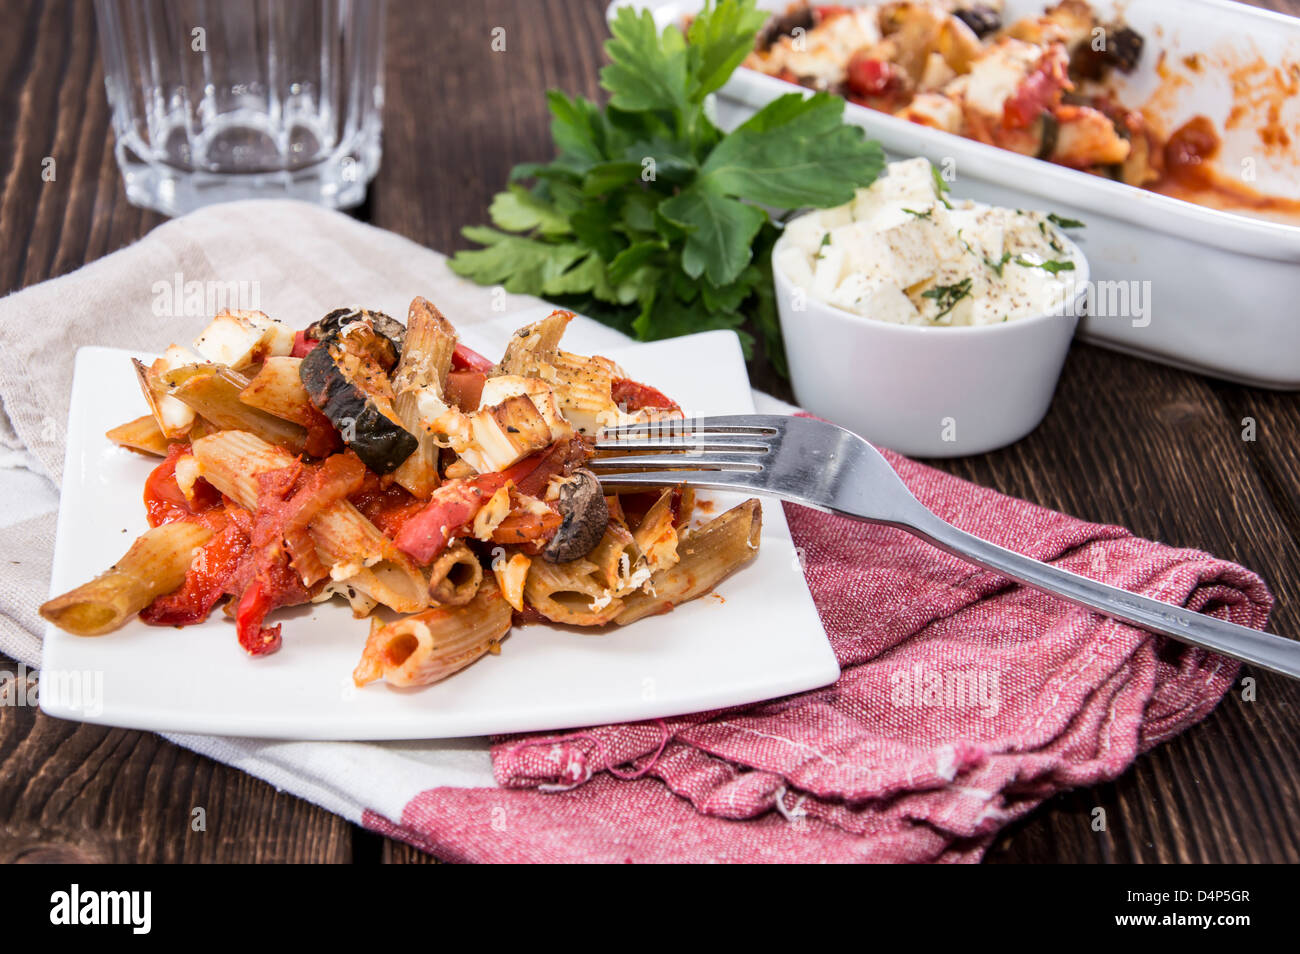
[1014,256,1077,274]
[1047,213,1086,229]
[450,227,587,293]
[686,0,770,98]
[660,186,767,286]
[930,162,954,209]
[600,6,692,119]
[921,278,973,319]
[985,250,1012,277]
[489,185,572,237]
[697,92,884,208]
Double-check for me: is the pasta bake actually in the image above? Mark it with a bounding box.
[741,1,1300,215]
[40,302,762,690]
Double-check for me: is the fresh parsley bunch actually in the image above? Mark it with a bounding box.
[448,0,884,376]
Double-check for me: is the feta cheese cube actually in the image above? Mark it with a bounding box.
[811,242,847,302]
[830,276,920,324]
[876,218,938,289]
[776,246,815,290]
[820,204,854,229]
[952,38,1041,118]
[783,215,829,257]
[192,310,292,369]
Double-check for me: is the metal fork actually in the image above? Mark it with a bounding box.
[593,414,1300,681]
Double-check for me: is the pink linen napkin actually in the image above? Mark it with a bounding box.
[361,445,1270,863]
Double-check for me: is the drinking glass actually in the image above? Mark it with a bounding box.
[95,0,386,216]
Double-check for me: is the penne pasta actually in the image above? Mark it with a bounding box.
[312,581,379,619]
[536,350,619,435]
[584,523,647,595]
[524,555,623,626]
[134,345,203,438]
[191,430,428,613]
[40,521,214,635]
[676,486,696,529]
[632,487,681,573]
[494,309,572,376]
[353,576,511,688]
[238,356,317,426]
[164,363,307,453]
[392,297,457,498]
[615,499,762,625]
[492,551,531,612]
[427,540,483,606]
[106,414,171,457]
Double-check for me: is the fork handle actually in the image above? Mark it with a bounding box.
[900,510,1299,680]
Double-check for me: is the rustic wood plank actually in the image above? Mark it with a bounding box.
[0,652,354,862]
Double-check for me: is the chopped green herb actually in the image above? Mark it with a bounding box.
[1038,221,1065,252]
[984,250,1012,277]
[959,229,1011,276]
[902,207,934,219]
[814,232,833,259]
[921,277,973,319]
[1047,213,1086,229]
[1014,256,1076,275]
[930,162,954,209]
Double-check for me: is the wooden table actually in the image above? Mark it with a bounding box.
[1,0,1296,864]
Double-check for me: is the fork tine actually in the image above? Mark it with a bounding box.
[590,453,764,472]
[593,434,770,452]
[596,414,782,439]
[595,470,763,492]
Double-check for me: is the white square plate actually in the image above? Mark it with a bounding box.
[41,325,838,739]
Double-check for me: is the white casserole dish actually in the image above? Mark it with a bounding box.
[608,0,1300,389]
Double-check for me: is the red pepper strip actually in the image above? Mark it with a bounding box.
[1003,49,1071,130]
[846,56,901,99]
[505,435,594,498]
[451,342,495,373]
[445,370,486,412]
[143,443,222,527]
[228,454,364,654]
[394,473,509,564]
[302,402,343,458]
[611,378,679,412]
[291,330,320,358]
[235,578,282,656]
[489,502,562,548]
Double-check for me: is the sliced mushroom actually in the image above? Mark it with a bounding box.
[543,469,609,563]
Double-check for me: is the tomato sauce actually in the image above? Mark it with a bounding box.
[143,444,222,528]
[350,476,428,538]
[1154,115,1300,216]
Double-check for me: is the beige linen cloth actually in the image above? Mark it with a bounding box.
[0,199,664,811]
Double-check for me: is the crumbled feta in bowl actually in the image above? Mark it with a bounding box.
[776,157,1083,327]
[771,158,1089,457]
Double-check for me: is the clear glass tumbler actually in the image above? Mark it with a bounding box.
[95,0,386,216]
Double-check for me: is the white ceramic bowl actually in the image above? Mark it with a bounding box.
[772,222,1089,458]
